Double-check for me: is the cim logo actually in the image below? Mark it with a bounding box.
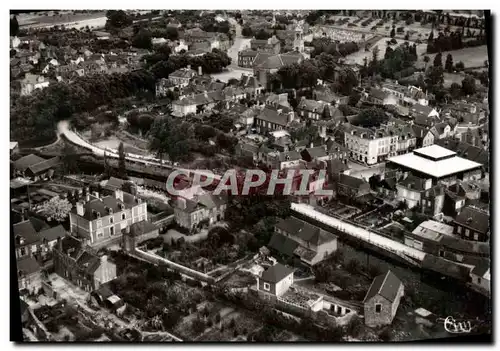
[443,316,473,334]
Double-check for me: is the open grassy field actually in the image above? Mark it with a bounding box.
[421,45,488,68]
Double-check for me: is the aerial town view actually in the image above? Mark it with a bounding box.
[10,9,491,343]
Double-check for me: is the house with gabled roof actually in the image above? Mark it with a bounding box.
[453,205,490,242]
[53,236,117,292]
[173,193,227,233]
[269,216,338,265]
[69,189,147,248]
[257,263,294,298]
[363,270,404,327]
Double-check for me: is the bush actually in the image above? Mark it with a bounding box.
[345,259,361,274]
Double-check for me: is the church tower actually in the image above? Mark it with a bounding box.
[293,21,305,53]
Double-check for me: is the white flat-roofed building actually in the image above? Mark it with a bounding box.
[387,145,483,185]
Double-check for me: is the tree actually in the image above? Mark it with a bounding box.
[241,26,253,37]
[445,53,454,73]
[148,117,192,162]
[105,10,132,30]
[254,29,271,40]
[454,61,465,71]
[132,29,152,50]
[461,75,476,96]
[428,30,434,42]
[61,143,79,175]
[118,142,127,179]
[449,82,462,99]
[390,25,396,38]
[10,15,19,36]
[433,52,442,67]
[355,108,389,128]
[335,68,359,96]
[39,197,73,222]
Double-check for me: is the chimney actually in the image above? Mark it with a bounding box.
[204,90,208,99]
[187,64,191,70]
[198,66,202,76]
[288,112,294,123]
[85,193,90,202]
[310,142,314,148]
[100,255,108,264]
[115,189,124,202]
[76,202,85,216]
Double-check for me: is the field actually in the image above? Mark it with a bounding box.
[421,45,488,68]
[17,11,107,30]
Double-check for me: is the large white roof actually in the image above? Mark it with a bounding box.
[414,145,456,160]
[388,151,482,178]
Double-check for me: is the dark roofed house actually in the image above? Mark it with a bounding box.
[13,154,46,173]
[337,174,370,198]
[363,270,404,327]
[13,220,41,259]
[270,216,338,265]
[300,146,330,163]
[254,106,293,133]
[13,154,59,181]
[17,256,42,293]
[53,236,117,292]
[257,263,294,298]
[453,205,490,242]
[38,225,67,251]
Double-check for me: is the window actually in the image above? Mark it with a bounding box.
[122,213,126,220]
[457,226,462,234]
[375,304,381,313]
[439,250,444,257]
[474,233,479,241]
[465,229,470,237]
[96,230,103,238]
[110,227,115,236]
[263,282,270,291]
[32,245,37,253]
[110,217,114,224]
[97,220,102,228]
[20,247,26,257]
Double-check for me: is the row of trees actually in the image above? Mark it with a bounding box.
[427,30,486,54]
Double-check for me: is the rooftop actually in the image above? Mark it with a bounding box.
[260,263,294,283]
[411,220,454,241]
[388,148,483,179]
[413,145,456,161]
[363,270,402,303]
